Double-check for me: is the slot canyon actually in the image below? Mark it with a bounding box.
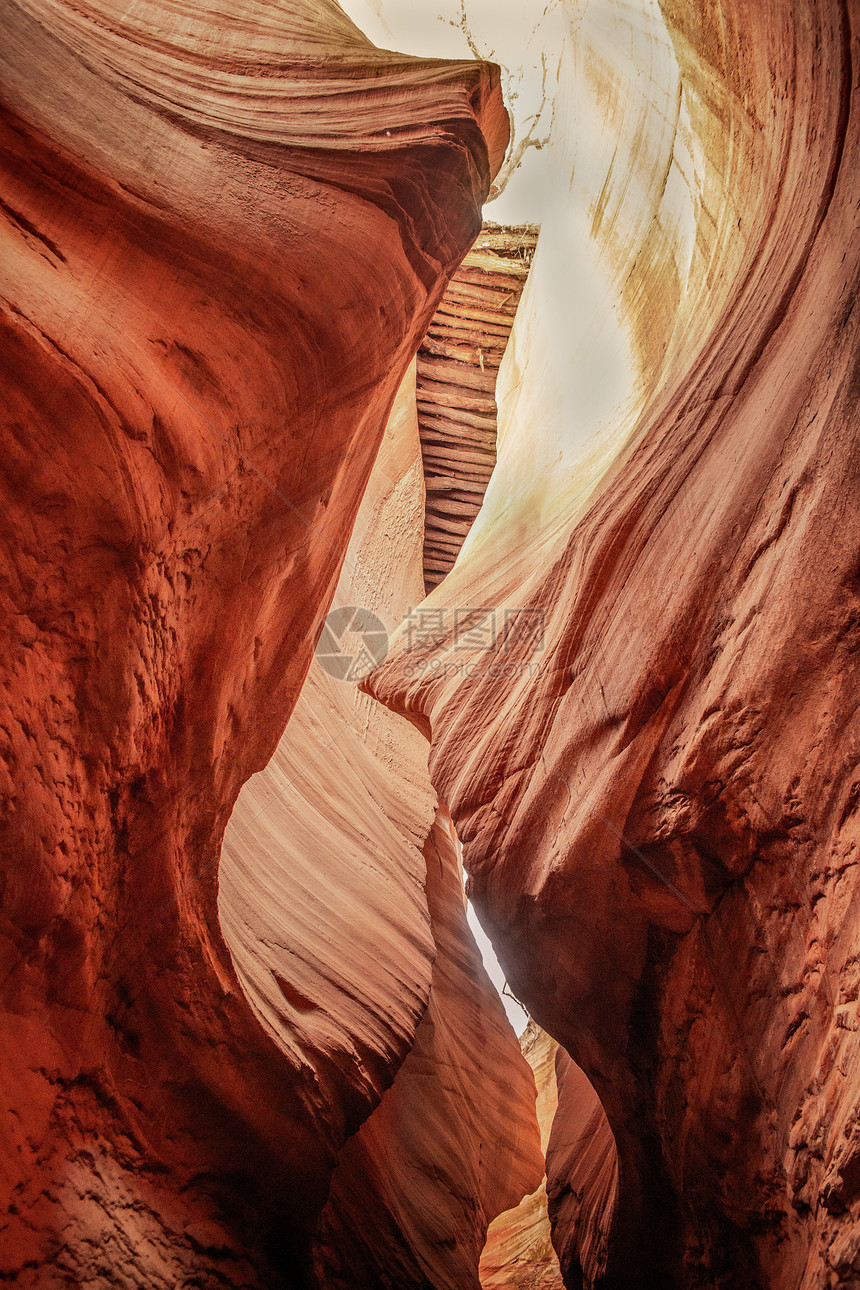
[2,0,860,1287]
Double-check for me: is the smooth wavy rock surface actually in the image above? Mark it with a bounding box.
[219,370,438,1162]
[418,224,538,591]
[367,0,860,1285]
[0,0,507,1282]
[479,1021,565,1290]
[313,805,542,1289]
[222,366,541,1288]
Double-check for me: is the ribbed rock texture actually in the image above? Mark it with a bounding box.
[417,224,537,590]
[368,0,860,1286]
[0,1,510,1284]
[219,370,438,1173]
[7,0,860,1286]
[545,1051,617,1290]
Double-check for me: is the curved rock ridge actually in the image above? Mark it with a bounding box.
[313,805,543,1289]
[366,0,860,1285]
[418,223,538,591]
[0,0,507,1282]
[222,364,541,1288]
[479,1021,566,1290]
[219,368,438,1158]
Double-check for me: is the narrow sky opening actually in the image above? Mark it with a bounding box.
[467,899,529,1036]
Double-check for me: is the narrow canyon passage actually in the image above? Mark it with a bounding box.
[219,219,558,1286]
[2,0,860,1288]
[366,2,860,1287]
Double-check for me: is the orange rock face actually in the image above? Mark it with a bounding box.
[0,1,508,1283]
[545,1052,617,1290]
[367,0,860,1286]
[220,364,542,1288]
[6,0,860,1287]
[313,806,542,1289]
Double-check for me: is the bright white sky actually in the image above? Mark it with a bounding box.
[467,900,529,1035]
[338,0,568,223]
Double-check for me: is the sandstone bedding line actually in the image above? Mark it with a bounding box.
[417,224,538,592]
[6,0,860,1287]
[479,1021,568,1290]
[0,1,509,1283]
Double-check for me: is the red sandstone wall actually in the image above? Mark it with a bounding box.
[0,2,507,1282]
[480,1021,566,1290]
[6,0,860,1286]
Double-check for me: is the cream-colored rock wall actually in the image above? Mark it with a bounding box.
[220,370,437,1148]
[480,1022,565,1290]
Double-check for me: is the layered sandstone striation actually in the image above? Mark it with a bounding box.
[417,224,537,591]
[368,0,860,1286]
[0,1,510,1283]
[545,1051,618,1290]
[7,0,860,1286]
[313,805,542,1290]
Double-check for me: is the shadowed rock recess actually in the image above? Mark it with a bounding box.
[3,1,860,1289]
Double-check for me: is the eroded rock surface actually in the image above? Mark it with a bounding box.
[313,806,542,1290]
[0,1,507,1282]
[222,366,542,1289]
[545,1051,617,1290]
[368,0,860,1285]
[7,0,860,1286]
